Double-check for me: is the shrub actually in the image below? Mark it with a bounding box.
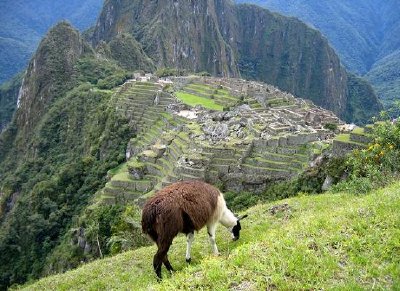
[332,120,400,194]
[323,123,338,131]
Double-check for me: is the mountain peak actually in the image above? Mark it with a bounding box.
[15,22,92,137]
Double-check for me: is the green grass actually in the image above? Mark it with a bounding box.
[176,92,224,111]
[352,127,366,135]
[335,134,366,146]
[18,182,400,290]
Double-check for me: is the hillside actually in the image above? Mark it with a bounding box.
[236,0,400,109]
[19,182,400,290]
[366,50,400,108]
[90,0,381,123]
[0,23,133,289]
[0,0,103,84]
[0,74,22,132]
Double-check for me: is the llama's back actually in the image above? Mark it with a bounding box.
[142,180,221,232]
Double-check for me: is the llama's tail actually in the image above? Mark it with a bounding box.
[141,204,158,243]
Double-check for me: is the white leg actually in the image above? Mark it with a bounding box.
[185,232,194,263]
[207,224,219,255]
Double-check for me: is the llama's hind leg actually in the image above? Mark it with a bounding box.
[163,254,174,273]
[153,241,172,279]
[153,251,163,279]
[185,232,195,263]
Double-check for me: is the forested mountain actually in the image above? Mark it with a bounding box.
[0,0,103,84]
[0,0,387,288]
[236,0,400,108]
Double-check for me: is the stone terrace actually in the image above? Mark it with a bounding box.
[97,76,344,205]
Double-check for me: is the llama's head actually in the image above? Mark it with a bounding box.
[231,214,248,241]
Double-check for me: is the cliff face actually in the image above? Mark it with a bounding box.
[15,22,92,138]
[92,0,239,77]
[91,0,381,123]
[0,74,22,132]
[237,0,398,111]
[233,5,348,115]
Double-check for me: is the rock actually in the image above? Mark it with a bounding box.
[128,165,146,180]
[203,122,229,140]
[322,175,334,191]
[152,144,167,158]
[269,203,292,218]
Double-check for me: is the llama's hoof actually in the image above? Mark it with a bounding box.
[186,257,191,263]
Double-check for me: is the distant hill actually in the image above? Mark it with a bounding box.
[0,0,103,84]
[366,50,400,108]
[236,0,400,109]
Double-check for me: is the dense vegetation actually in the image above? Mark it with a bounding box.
[0,25,137,287]
[366,50,400,108]
[237,0,400,108]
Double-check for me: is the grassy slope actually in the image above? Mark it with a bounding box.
[175,92,224,111]
[19,183,400,290]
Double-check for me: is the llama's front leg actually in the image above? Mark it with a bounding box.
[185,232,194,263]
[207,223,219,255]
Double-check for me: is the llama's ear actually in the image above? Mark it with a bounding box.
[238,214,248,221]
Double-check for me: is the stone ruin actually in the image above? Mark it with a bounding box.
[98,75,346,206]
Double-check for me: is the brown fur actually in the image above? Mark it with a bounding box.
[141,180,220,278]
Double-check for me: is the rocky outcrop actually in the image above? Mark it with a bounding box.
[91,0,381,123]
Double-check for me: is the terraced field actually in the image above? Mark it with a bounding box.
[95,76,342,206]
[333,124,374,155]
[177,81,241,110]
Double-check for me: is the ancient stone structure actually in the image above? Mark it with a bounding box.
[98,75,344,205]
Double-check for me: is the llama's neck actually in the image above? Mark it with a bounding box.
[219,208,237,228]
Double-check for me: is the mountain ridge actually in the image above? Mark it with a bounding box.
[236,0,400,108]
[90,0,381,123]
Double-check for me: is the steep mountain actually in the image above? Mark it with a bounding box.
[0,22,133,288]
[0,0,103,84]
[366,50,400,108]
[236,0,400,109]
[91,0,381,123]
[15,22,93,139]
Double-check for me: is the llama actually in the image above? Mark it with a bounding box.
[141,180,247,279]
